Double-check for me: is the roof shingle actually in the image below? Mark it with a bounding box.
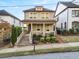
[23,7,55,12]
[60,2,79,8]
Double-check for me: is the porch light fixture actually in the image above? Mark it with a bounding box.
[23,24,27,28]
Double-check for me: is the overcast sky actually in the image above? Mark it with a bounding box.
[0,0,77,20]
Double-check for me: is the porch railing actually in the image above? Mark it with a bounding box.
[15,31,24,46]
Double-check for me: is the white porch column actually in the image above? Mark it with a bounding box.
[31,23,33,33]
[29,23,33,44]
[54,23,56,36]
[43,23,45,36]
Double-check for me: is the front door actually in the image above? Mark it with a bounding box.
[28,24,31,33]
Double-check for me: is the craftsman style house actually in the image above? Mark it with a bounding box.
[0,10,21,26]
[15,6,56,46]
[55,2,79,30]
[22,6,56,36]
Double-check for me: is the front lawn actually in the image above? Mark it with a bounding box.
[61,36,79,43]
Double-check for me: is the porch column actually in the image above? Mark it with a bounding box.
[31,23,33,33]
[29,23,33,44]
[43,23,45,36]
[54,23,56,36]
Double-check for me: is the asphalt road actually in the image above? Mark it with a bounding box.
[2,52,79,59]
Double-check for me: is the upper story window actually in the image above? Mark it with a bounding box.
[72,10,79,17]
[30,17,32,19]
[14,18,15,24]
[35,6,43,11]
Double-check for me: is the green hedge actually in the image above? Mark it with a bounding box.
[33,33,56,44]
[11,25,22,46]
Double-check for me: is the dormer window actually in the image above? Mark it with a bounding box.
[35,6,43,11]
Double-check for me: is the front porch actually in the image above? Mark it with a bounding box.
[25,22,56,36]
[15,20,56,46]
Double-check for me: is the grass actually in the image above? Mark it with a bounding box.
[1,46,79,58]
[61,36,79,42]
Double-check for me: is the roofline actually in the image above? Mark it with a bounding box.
[23,11,55,13]
[23,7,55,12]
[55,6,79,17]
[55,2,60,16]
[0,10,21,21]
[55,1,79,17]
[55,7,68,17]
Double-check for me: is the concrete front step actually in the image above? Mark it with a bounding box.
[17,34,31,46]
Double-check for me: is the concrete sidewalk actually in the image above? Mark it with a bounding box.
[0,42,79,54]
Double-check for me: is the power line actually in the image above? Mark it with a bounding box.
[0,3,57,7]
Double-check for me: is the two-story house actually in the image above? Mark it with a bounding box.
[22,6,56,36]
[15,6,56,46]
[0,10,21,27]
[55,2,79,30]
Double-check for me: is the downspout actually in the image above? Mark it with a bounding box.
[67,8,69,30]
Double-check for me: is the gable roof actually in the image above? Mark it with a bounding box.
[55,2,79,16]
[60,2,79,8]
[23,7,55,12]
[0,10,21,21]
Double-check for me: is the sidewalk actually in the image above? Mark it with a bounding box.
[0,42,79,54]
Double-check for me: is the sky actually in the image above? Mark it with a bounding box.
[0,0,77,20]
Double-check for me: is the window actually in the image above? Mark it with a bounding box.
[47,29,49,31]
[30,17,32,19]
[64,22,66,29]
[46,17,48,19]
[53,25,55,31]
[72,10,79,17]
[42,17,44,18]
[34,17,36,19]
[61,23,63,29]
[30,13,32,14]
[4,28,6,30]
[46,24,49,26]
[46,13,48,14]
[14,18,15,24]
[37,29,40,31]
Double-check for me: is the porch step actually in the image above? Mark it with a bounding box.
[16,34,31,46]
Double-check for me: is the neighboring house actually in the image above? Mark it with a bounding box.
[55,2,79,30]
[0,10,21,27]
[22,6,56,36]
[0,20,11,44]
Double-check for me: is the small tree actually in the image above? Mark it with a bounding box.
[11,25,22,46]
[11,25,17,46]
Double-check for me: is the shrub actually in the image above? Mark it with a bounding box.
[69,29,74,34]
[46,36,50,42]
[76,29,79,34]
[40,37,45,43]
[11,25,22,46]
[50,37,56,43]
[49,33,54,36]
[32,34,43,44]
[33,34,56,44]
[62,30,69,35]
